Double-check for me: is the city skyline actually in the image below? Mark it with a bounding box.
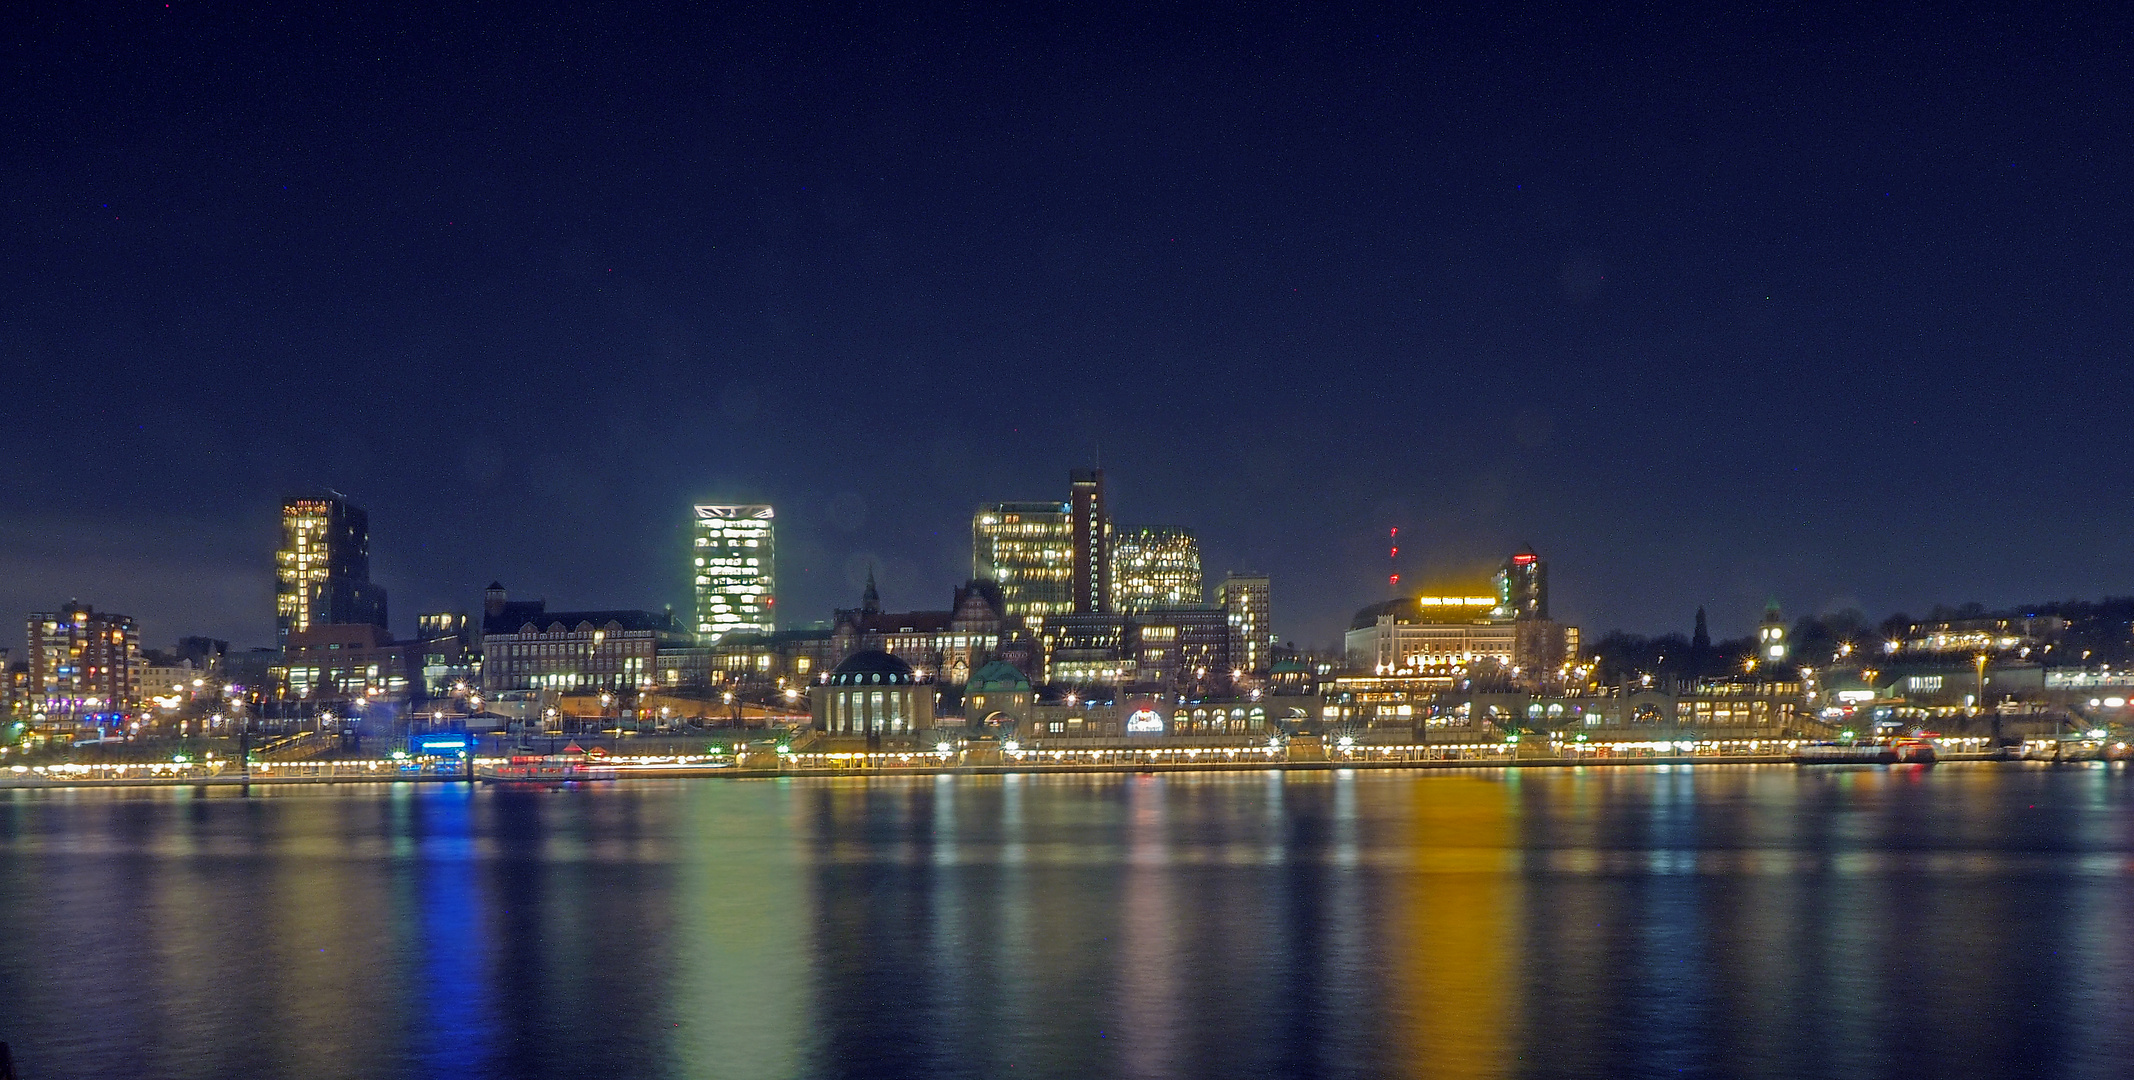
[7,471,2133,658]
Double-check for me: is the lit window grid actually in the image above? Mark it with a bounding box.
[693,514,774,639]
[973,506,1074,625]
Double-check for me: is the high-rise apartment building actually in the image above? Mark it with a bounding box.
[1494,547,1547,621]
[275,496,388,648]
[1070,468,1110,614]
[1111,527,1203,611]
[28,602,140,720]
[973,501,1074,629]
[692,504,776,642]
[1216,573,1273,675]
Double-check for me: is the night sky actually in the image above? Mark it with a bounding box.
[5,3,2131,653]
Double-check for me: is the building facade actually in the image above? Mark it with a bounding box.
[415,612,478,697]
[973,501,1074,628]
[692,504,776,642]
[275,496,388,648]
[27,603,140,720]
[480,584,689,694]
[1131,605,1233,692]
[1110,527,1203,611]
[1070,468,1111,614]
[827,576,1006,688]
[272,623,417,705]
[1216,573,1272,675]
[1493,547,1547,620]
[812,650,934,739]
[1344,595,1515,673]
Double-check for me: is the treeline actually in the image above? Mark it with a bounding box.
[1590,596,2134,683]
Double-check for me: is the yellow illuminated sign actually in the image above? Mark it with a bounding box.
[1415,596,1496,607]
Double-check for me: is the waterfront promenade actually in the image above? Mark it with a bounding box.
[0,737,2017,789]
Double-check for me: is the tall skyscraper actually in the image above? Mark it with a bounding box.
[276,495,387,648]
[1493,547,1547,621]
[973,501,1073,629]
[1111,527,1203,611]
[693,504,776,642]
[28,602,140,719]
[1070,468,1110,614]
[1216,573,1272,675]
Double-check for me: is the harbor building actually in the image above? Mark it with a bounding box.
[812,649,934,739]
[480,583,690,694]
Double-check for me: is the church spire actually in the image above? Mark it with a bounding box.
[862,566,881,614]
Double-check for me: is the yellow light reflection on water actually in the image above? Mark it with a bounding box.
[1389,775,1522,1080]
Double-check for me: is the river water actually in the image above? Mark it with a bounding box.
[1,764,2130,1079]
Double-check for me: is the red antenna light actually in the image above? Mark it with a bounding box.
[1389,527,1401,592]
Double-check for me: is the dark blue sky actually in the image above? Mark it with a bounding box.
[4,2,2130,652]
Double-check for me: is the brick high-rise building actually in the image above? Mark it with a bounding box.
[1070,468,1110,615]
[1216,573,1273,676]
[27,602,140,721]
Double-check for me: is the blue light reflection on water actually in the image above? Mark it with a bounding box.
[0,765,2132,1079]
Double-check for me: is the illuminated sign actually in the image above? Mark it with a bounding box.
[1512,554,1537,565]
[414,734,471,755]
[1126,708,1165,734]
[1415,596,1496,607]
[1835,690,1876,704]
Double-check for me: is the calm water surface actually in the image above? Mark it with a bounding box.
[2,764,2131,1079]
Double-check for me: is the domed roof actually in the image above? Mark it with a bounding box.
[828,649,915,686]
[1350,597,1419,630]
[968,660,1031,692]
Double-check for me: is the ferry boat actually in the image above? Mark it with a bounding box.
[1793,738,1937,765]
[478,749,617,784]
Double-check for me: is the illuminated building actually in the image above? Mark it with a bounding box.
[963,660,1033,728]
[828,574,1006,687]
[1345,594,1514,673]
[137,655,207,703]
[1758,601,1790,665]
[811,650,934,739]
[1110,527,1203,611]
[27,602,140,721]
[972,500,1073,628]
[415,612,478,697]
[1895,614,2066,656]
[1494,548,1573,677]
[272,623,416,705]
[1215,573,1272,675]
[275,496,388,648]
[1041,614,1136,686]
[1493,547,1547,620]
[697,628,835,690]
[692,504,776,642]
[1129,605,1232,692]
[479,583,689,694]
[1070,468,1110,614]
